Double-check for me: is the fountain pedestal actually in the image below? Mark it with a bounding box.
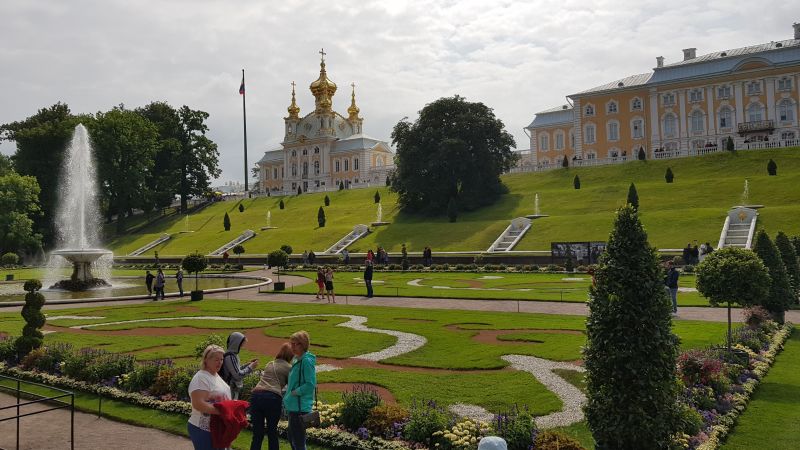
[51,249,112,290]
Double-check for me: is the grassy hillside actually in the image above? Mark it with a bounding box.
[107,148,800,255]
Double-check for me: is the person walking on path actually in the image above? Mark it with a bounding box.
[364,260,374,298]
[682,243,692,265]
[154,269,166,300]
[188,345,230,450]
[284,331,316,450]
[222,332,259,400]
[664,261,680,314]
[145,271,155,297]
[315,267,325,300]
[249,343,293,450]
[324,266,335,304]
[176,269,184,297]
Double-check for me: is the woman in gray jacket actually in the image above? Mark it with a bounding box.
[222,332,258,399]
[249,343,293,450]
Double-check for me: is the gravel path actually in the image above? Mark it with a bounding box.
[0,392,189,450]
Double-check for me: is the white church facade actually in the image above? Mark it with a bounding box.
[256,52,394,194]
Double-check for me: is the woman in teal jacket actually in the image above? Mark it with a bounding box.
[284,330,316,450]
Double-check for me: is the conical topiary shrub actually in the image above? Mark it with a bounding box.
[573,175,580,190]
[223,212,231,231]
[584,205,679,448]
[627,183,639,211]
[775,231,800,297]
[665,167,674,183]
[753,230,795,322]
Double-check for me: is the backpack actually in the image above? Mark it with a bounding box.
[219,351,236,384]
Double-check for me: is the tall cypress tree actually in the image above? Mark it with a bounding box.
[573,175,581,190]
[753,230,795,323]
[584,205,678,448]
[223,212,231,231]
[626,183,639,211]
[317,206,326,228]
[775,231,800,298]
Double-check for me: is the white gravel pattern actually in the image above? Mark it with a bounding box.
[48,315,106,320]
[70,314,426,362]
[502,355,586,428]
[449,403,495,422]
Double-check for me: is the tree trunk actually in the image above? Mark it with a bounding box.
[727,301,732,353]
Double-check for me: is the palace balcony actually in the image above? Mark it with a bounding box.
[738,120,775,135]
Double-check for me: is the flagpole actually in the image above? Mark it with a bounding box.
[241,68,249,192]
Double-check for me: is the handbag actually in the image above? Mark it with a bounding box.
[296,358,320,429]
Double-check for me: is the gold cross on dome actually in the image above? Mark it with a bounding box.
[319,48,326,62]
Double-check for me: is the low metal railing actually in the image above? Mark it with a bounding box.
[0,374,75,450]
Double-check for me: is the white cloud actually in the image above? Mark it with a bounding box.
[0,0,796,182]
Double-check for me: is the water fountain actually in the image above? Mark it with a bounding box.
[371,202,390,226]
[525,193,549,219]
[49,124,112,290]
[260,210,277,230]
[737,179,763,209]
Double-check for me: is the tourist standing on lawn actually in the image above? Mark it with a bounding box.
[364,259,374,298]
[324,266,336,303]
[188,345,230,450]
[145,270,155,296]
[249,343,293,450]
[423,246,432,266]
[284,331,317,450]
[222,332,259,399]
[664,260,680,314]
[367,249,375,262]
[315,267,325,300]
[342,248,350,265]
[176,269,184,297]
[154,268,166,300]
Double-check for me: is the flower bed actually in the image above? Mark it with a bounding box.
[671,317,793,450]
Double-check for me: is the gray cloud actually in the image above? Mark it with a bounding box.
[1,0,796,183]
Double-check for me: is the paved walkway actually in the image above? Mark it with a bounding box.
[0,392,190,450]
[205,269,800,323]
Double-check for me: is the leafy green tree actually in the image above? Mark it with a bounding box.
[1,252,19,266]
[791,236,800,261]
[390,96,516,215]
[775,231,800,297]
[374,191,381,204]
[15,279,46,356]
[223,212,231,231]
[0,171,42,254]
[181,252,208,291]
[268,250,289,281]
[584,205,679,449]
[767,158,777,176]
[279,199,285,209]
[317,206,326,228]
[324,195,330,206]
[626,183,639,211]
[573,175,580,190]
[446,197,458,223]
[280,244,293,255]
[91,107,158,233]
[665,167,674,183]
[175,107,221,213]
[135,102,183,214]
[697,247,770,349]
[753,230,796,322]
[232,244,245,264]
[0,103,86,246]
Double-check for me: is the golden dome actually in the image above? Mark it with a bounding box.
[309,49,337,111]
[286,81,300,119]
[347,83,360,121]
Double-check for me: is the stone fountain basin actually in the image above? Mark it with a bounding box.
[51,249,113,263]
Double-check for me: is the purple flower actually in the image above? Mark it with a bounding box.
[355,427,370,440]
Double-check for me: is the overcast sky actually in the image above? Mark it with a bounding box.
[1,1,796,185]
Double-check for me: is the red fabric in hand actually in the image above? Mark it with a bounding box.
[211,400,250,448]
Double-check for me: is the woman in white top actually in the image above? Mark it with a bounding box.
[188,344,231,450]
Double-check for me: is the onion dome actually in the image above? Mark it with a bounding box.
[310,49,337,112]
[286,81,300,119]
[347,83,361,121]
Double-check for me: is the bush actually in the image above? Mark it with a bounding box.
[63,348,135,383]
[743,306,772,330]
[545,264,561,272]
[364,404,409,439]
[674,403,704,436]
[493,406,537,450]
[533,430,586,450]
[374,191,381,204]
[682,264,695,274]
[280,244,293,255]
[29,342,73,373]
[279,199,285,209]
[20,347,47,371]
[16,280,46,357]
[573,175,580,190]
[238,371,262,401]
[238,203,245,213]
[665,167,674,183]
[150,366,193,399]
[194,334,225,357]
[767,158,777,175]
[339,385,383,431]
[403,399,450,445]
[268,250,289,270]
[753,230,795,322]
[0,335,17,363]
[1,252,19,266]
[318,206,326,228]
[122,359,173,393]
[324,195,330,206]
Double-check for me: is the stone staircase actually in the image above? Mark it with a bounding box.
[487,218,532,252]
[325,225,369,254]
[209,230,256,256]
[128,233,171,256]
[718,207,758,249]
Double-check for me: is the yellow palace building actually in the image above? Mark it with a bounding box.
[520,23,800,170]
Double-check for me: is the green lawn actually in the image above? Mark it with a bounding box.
[104,147,800,255]
[722,329,800,450]
[284,270,709,306]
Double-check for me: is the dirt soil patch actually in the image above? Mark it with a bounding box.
[318,383,397,404]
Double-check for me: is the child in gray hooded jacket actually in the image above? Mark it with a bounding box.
[222,332,259,399]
